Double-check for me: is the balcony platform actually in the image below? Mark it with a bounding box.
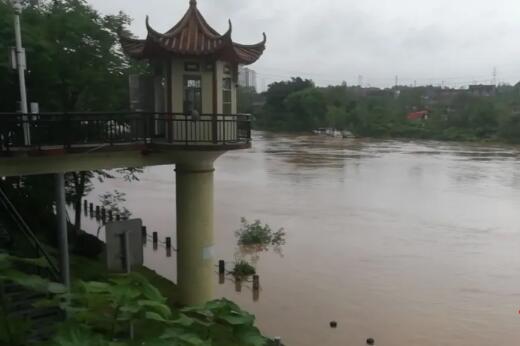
[0,112,251,176]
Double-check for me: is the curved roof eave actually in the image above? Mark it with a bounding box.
[120,1,266,63]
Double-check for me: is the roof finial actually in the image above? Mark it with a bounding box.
[190,0,197,7]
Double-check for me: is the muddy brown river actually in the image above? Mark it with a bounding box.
[83,132,520,345]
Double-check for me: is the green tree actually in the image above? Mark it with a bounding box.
[284,88,327,130]
[257,77,314,130]
[0,0,132,112]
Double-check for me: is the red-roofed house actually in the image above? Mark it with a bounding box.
[407,110,429,121]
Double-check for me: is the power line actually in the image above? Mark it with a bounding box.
[255,67,518,89]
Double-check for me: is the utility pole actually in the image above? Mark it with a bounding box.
[492,66,497,86]
[394,75,399,88]
[11,0,31,145]
[358,75,363,87]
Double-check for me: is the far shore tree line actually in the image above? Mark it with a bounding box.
[240,78,520,143]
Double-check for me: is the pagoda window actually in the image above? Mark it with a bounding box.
[223,64,232,75]
[223,77,232,114]
[184,62,200,72]
[183,76,202,114]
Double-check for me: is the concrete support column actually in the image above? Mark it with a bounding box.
[55,173,70,288]
[176,161,215,305]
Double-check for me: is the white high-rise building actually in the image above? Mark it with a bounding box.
[238,66,257,91]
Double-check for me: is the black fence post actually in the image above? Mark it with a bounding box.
[142,112,147,144]
[185,114,189,146]
[212,114,218,144]
[222,114,226,145]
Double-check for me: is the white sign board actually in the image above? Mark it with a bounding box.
[106,219,144,272]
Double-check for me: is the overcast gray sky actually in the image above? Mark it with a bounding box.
[87,0,520,89]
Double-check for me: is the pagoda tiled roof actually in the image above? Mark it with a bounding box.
[120,0,266,65]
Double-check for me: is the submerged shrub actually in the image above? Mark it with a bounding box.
[231,260,256,279]
[235,218,286,248]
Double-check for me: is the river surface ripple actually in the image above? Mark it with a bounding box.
[85,132,520,346]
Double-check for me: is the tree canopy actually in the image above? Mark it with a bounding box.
[0,0,133,112]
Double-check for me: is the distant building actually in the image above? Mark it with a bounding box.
[238,67,257,90]
[468,84,496,97]
[407,110,429,121]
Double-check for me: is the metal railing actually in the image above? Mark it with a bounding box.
[0,112,252,152]
[0,184,60,280]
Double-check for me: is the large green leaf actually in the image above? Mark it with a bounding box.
[144,311,170,323]
[176,333,209,345]
[218,312,254,326]
[234,326,268,346]
[160,328,210,346]
[82,281,112,294]
[8,255,51,268]
[50,325,109,346]
[48,282,68,294]
[137,300,172,318]
[1,269,50,291]
[141,339,183,346]
[170,314,196,327]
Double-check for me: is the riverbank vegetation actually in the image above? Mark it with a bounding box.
[241,78,520,143]
[1,177,273,344]
[0,255,269,346]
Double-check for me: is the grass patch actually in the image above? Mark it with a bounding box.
[69,252,179,306]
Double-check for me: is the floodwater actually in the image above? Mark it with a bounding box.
[83,132,520,346]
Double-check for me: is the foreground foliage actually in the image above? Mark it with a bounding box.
[0,254,268,346]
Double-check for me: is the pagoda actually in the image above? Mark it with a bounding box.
[118,0,267,305]
[0,0,265,307]
[120,0,266,116]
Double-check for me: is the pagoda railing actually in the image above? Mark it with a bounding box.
[0,112,251,153]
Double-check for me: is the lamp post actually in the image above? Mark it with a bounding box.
[11,0,30,146]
